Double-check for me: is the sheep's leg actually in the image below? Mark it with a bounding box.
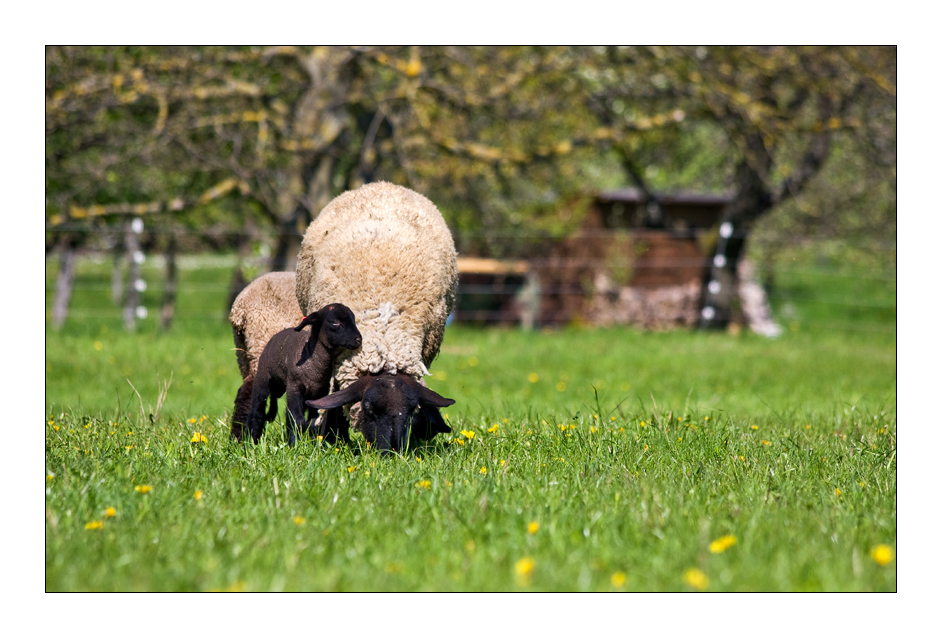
[285,391,306,447]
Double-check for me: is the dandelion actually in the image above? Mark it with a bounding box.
[683,568,709,590]
[870,544,894,566]
[415,480,431,489]
[528,373,539,383]
[479,467,487,475]
[452,438,465,446]
[53,425,60,431]
[709,535,737,553]
[468,356,478,367]
[738,455,745,461]
[47,474,54,481]
[85,520,104,530]
[460,430,476,440]
[293,516,306,526]
[488,424,499,433]
[528,521,539,534]
[515,557,535,580]
[194,490,203,501]
[761,440,771,446]
[704,416,710,422]
[611,571,627,588]
[751,425,758,430]
[191,432,207,443]
[188,418,197,424]
[835,488,842,496]
[134,485,152,494]
[347,466,357,473]
[640,421,646,427]
[105,507,116,518]
[590,427,597,433]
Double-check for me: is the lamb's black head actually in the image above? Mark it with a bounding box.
[306,372,454,455]
[295,303,362,351]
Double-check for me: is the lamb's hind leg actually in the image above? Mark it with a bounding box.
[246,374,273,444]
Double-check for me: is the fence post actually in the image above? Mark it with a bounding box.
[124,218,146,330]
[518,268,541,330]
[52,235,77,330]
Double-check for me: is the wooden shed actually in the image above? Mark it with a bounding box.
[453,189,733,328]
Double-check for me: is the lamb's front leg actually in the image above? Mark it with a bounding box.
[285,389,306,447]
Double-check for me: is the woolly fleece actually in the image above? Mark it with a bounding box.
[295,182,458,395]
[229,271,305,379]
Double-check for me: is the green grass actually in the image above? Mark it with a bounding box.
[45,254,897,591]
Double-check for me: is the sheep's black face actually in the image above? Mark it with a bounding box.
[357,376,418,454]
[322,304,362,351]
[306,372,455,456]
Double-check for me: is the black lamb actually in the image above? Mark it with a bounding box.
[242,303,361,445]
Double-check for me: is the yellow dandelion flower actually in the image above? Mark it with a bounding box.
[528,373,539,383]
[190,432,207,443]
[500,459,506,467]
[751,425,759,430]
[515,557,535,577]
[468,356,479,367]
[53,425,60,431]
[85,520,104,530]
[47,474,54,481]
[415,480,431,489]
[188,418,197,424]
[761,440,770,446]
[709,534,737,553]
[452,438,465,446]
[194,490,203,501]
[677,437,682,442]
[479,467,487,475]
[347,465,357,473]
[640,421,646,427]
[488,424,499,433]
[611,571,627,587]
[704,416,710,422]
[460,430,475,440]
[835,488,842,496]
[738,455,745,461]
[870,544,894,566]
[528,521,539,534]
[134,485,152,493]
[293,516,306,526]
[104,507,116,518]
[684,568,708,590]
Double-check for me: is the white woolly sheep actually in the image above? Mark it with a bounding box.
[243,303,361,446]
[228,271,304,439]
[295,181,458,452]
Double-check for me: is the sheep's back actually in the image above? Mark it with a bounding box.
[229,271,305,378]
[296,182,457,381]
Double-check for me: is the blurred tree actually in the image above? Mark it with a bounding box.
[573,45,896,327]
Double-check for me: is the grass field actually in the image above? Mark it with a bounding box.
[44,253,897,591]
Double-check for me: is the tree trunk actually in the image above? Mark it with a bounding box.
[124,218,143,330]
[52,235,77,330]
[161,232,177,330]
[111,238,124,305]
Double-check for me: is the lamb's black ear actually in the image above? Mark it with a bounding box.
[416,383,456,408]
[306,375,372,410]
[294,310,324,333]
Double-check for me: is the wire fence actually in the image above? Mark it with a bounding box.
[45,226,897,335]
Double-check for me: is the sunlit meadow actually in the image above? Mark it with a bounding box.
[45,256,896,591]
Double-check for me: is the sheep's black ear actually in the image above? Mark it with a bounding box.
[416,384,456,408]
[418,404,452,436]
[294,310,324,333]
[306,375,372,410]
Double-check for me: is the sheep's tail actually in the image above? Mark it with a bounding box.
[230,374,255,440]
